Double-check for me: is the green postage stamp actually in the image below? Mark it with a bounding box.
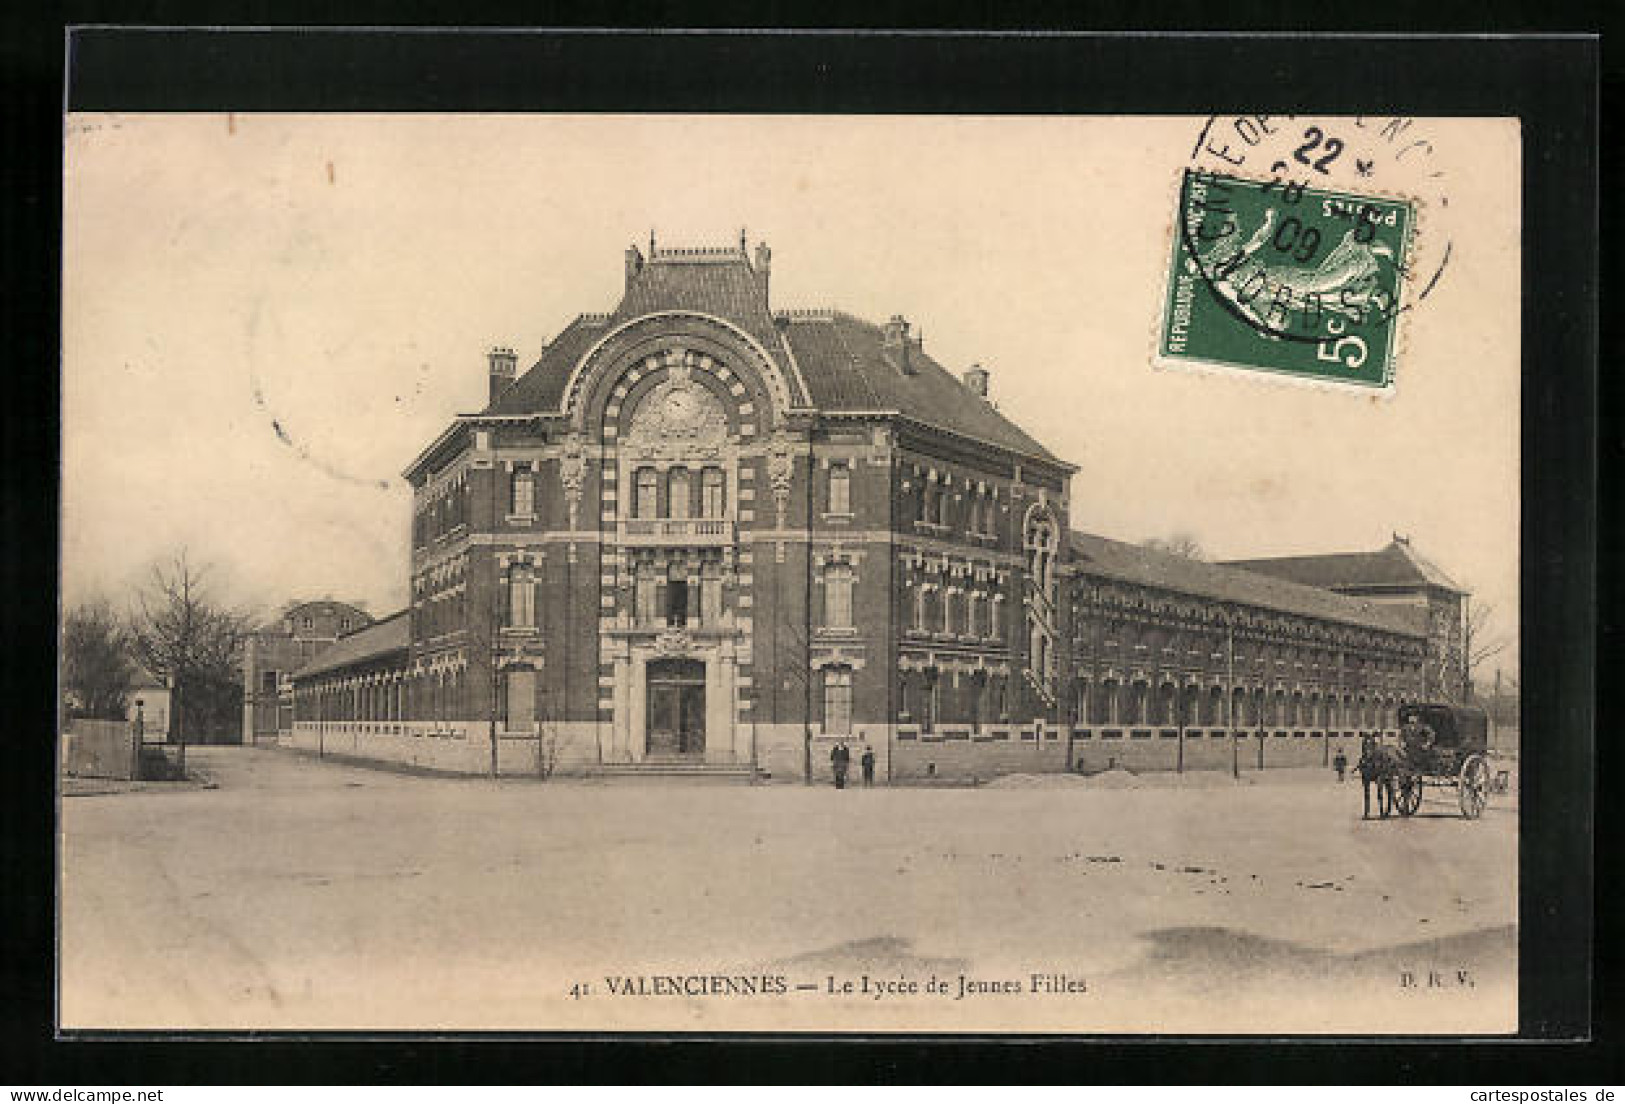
[1156,168,1417,391]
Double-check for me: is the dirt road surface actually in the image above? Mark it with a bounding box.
[60,746,1516,1033]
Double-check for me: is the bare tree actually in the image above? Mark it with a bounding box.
[1141,531,1206,560]
[1462,599,1507,704]
[129,550,254,769]
[62,597,135,720]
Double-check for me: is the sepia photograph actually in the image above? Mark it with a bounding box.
[59,112,1523,1035]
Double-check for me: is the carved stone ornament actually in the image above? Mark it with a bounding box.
[559,433,588,532]
[654,625,693,656]
[766,432,795,525]
[626,364,728,445]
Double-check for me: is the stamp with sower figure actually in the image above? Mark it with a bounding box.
[1156,116,1452,394]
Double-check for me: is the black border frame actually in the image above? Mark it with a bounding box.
[4,24,1602,1084]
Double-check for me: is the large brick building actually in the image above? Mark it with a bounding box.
[285,237,1454,782]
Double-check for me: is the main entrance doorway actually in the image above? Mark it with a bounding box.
[646,658,705,758]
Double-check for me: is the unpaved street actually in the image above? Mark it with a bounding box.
[60,746,1516,1033]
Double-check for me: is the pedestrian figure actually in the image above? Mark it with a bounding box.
[1357,734,1393,820]
[1333,748,1348,783]
[860,744,875,787]
[830,741,850,789]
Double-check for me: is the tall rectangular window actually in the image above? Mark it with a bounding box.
[701,468,725,517]
[508,566,535,628]
[505,667,536,732]
[636,468,658,519]
[701,574,723,625]
[827,462,851,514]
[823,667,852,735]
[668,468,691,519]
[511,470,535,516]
[635,572,658,624]
[824,563,854,629]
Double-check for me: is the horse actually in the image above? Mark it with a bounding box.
[1357,734,1401,820]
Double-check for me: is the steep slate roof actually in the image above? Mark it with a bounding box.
[484,313,611,417]
[780,313,1059,460]
[480,245,1060,462]
[1069,531,1429,637]
[1222,539,1466,595]
[292,609,411,680]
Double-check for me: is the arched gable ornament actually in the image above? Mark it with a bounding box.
[561,311,807,431]
[624,362,730,446]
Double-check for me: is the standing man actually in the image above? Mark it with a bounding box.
[830,741,850,789]
[860,744,876,787]
[1333,747,1348,783]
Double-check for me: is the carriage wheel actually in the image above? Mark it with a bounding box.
[1459,754,1490,820]
[1395,771,1423,817]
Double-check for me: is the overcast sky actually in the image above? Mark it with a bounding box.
[62,114,1520,676]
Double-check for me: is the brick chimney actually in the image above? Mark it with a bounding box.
[487,346,518,403]
[754,241,772,301]
[962,363,990,397]
[883,315,915,375]
[625,243,645,291]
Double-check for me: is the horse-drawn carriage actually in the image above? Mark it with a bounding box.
[1386,703,1493,819]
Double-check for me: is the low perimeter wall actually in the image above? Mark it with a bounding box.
[895,724,1398,783]
[284,721,605,776]
[62,720,140,780]
[282,721,1398,783]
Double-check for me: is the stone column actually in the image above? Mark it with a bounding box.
[629,651,647,763]
[611,653,631,762]
[704,650,728,764]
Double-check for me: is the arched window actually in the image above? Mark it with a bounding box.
[507,564,535,628]
[824,563,854,629]
[635,468,659,519]
[1127,681,1149,725]
[827,462,851,515]
[668,467,691,520]
[511,468,535,516]
[701,468,726,517]
[1096,680,1118,724]
[822,666,853,735]
[1025,509,1058,597]
[966,592,981,638]
[912,584,927,632]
